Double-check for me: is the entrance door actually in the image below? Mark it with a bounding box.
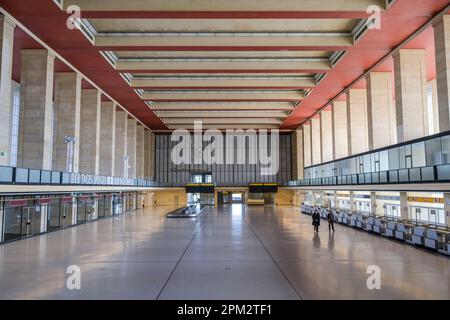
[3,204,41,241]
[113,195,123,215]
[21,206,38,238]
[47,200,61,231]
[3,206,23,241]
[231,193,244,204]
[60,202,74,228]
[77,198,87,224]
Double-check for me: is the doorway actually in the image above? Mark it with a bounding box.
[3,202,42,242]
[231,193,244,204]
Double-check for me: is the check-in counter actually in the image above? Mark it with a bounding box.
[395,221,414,241]
[365,216,375,232]
[337,211,345,224]
[299,204,449,256]
[373,217,386,234]
[411,226,426,246]
[383,220,394,238]
[424,228,439,250]
[438,230,450,256]
[342,211,350,225]
[320,208,328,219]
[349,212,358,227]
[355,214,365,229]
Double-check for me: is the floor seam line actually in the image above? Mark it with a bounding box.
[155,209,210,300]
[244,210,305,301]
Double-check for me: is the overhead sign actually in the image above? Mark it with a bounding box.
[249,183,278,193]
[186,183,215,194]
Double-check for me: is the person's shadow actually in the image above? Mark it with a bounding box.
[313,232,321,248]
[328,230,335,250]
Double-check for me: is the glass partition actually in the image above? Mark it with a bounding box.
[301,131,450,186]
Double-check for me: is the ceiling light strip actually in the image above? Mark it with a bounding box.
[98,32,351,38]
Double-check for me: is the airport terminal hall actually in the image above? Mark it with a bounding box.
[1,0,450,303]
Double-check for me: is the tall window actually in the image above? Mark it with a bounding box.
[10,81,20,167]
[427,83,435,135]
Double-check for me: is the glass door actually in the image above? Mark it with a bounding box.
[86,200,96,221]
[47,199,62,231]
[97,196,106,219]
[3,206,23,241]
[60,197,74,228]
[21,206,39,238]
[77,197,87,224]
[113,195,123,215]
[3,199,40,242]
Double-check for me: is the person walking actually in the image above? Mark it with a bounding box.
[312,209,321,233]
[327,209,335,232]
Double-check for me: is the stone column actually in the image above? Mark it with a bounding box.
[79,89,101,175]
[144,129,155,180]
[52,73,82,172]
[349,191,355,211]
[0,15,15,165]
[291,129,304,180]
[311,116,321,165]
[320,110,333,162]
[127,118,137,179]
[347,89,369,155]
[303,122,312,168]
[99,101,116,176]
[393,49,429,142]
[366,72,397,150]
[433,15,450,132]
[399,191,410,220]
[370,192,377,215]
[18,49,55,170]
[332,100,349,159]
[114,110,127,178]
[428,79,440,134]
[136,124,145,179]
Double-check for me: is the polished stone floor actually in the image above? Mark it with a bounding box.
[0,205,449,300]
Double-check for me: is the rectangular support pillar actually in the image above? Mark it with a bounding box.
[347,89,369,155]
[0,15,15,165]
[144,129,155,180]
[433,15,450,132]
[332,101,349,159]
[393,49,429,142]
[114,110,127,178]
[348,191,355,211]
[136,124,145,179]
[303,122,312,168]
[370,192,377,216]
[99,101,116,176]
[366,72,397,149]
[127,118,137,179]
[400,192,410,220]
[291,129,304,180]
[320,110,333,162]
[79,89,101,175]
[18,49,55,170]
[428,79,440,134]
[52,73,81,173]
[311,117,321,165]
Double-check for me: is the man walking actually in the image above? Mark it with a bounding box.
[327,209,335,232]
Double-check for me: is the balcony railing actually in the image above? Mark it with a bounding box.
[0,165,157,188]
[288,164,450,187]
